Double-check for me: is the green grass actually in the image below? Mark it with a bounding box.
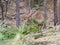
[0,27,19,42]
[0,19,45,42]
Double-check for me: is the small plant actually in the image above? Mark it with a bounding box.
[0,27,19,42]
[19,23,39,35]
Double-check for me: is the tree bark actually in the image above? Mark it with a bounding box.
[54,0,58,25]
[43,0,47,28]
[28,0,31,13]
[16,0,20,27]
[57,0,60,24]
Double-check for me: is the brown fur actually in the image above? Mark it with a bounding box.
[21,10,44,23]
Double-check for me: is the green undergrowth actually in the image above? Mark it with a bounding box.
[0,19,45,42]
[0,27,19,42]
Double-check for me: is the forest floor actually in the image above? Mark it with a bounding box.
[1,28,60,45]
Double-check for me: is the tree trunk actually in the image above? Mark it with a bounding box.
[43,0,47,28]
[54,0,58,25]
[28,0,31,13]
[16,0,20,27]
[57,0,60,24]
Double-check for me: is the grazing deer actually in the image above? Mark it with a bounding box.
[25,10,44,23]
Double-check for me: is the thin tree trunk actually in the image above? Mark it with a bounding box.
[16,0,20,27]
[0,0,4,20]
[5,0,8,19]
[57,0,60,24]
[54,0,58,25]
[28,0,31,13]
[31,0,34,8]
[43,0,47,28]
